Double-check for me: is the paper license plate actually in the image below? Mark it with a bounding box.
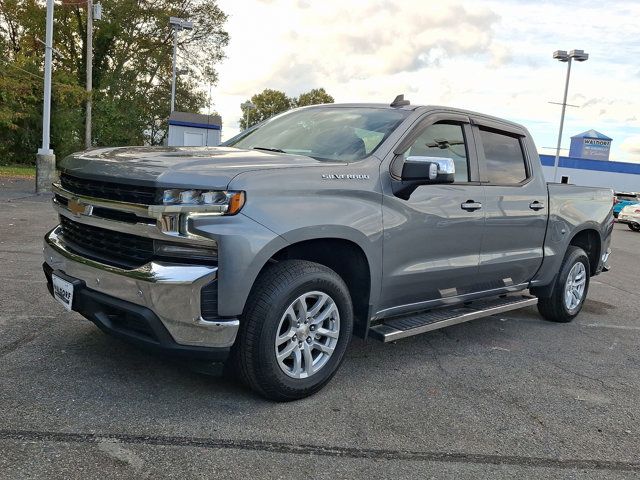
[52,274,74,311]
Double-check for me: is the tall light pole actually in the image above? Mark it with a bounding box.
[241,101,256,130]
[552,49,589,182]
[85,0,93,149]
[169,17,193,113]
[36,0,55,193]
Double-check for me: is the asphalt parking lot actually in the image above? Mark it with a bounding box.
[1,177,639,479]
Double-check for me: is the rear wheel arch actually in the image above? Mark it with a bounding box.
[567,228,601,275]
[531,227,601,298]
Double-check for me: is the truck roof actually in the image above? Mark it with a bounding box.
[312,102,528,133]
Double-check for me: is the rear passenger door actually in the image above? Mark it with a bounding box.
[472,119,547,288]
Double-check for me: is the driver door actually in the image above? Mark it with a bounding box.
[378,115,486,317]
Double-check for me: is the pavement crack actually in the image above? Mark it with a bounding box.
[0,333,40,358]
[1,429,639,473]
[0,321,54,357]
[425,337,448,375]
[592,281,636,296]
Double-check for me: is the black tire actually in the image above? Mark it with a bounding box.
[628,223,640,232]
[536,246,590,323]
[230,260,353,401]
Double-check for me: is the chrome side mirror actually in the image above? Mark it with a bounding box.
[406,156,455,179]
[393,156,456,200]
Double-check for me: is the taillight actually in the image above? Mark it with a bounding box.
[635,209,640,213]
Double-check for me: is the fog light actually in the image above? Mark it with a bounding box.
[154,241,218,262]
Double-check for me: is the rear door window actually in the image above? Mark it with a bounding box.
[479,129,528,184]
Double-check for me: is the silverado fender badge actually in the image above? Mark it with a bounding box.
[321,174,370,180]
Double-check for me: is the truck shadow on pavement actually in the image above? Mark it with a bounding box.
[56,305,581,405]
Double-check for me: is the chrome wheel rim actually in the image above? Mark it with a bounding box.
[564,262,586,313]
[275,291,340,379]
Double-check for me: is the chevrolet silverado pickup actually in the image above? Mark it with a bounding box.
[43,96,614,401]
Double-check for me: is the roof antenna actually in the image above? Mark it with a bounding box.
[390,94,410,107]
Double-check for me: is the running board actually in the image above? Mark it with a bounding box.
[369,295,538,343]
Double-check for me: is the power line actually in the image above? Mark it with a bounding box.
[1,61,82,89]
[4,62,81,87]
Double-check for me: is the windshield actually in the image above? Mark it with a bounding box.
[223,107,409,162]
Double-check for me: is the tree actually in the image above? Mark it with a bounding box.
[239,89,292,130]
[295,88,334,107]
[0,0,228,164]
[239,87,334,129]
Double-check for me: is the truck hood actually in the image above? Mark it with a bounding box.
[60,146,342,189]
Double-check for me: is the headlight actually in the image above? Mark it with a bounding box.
[157,189,246,215]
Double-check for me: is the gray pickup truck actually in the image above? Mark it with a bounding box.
[43,97,613,400]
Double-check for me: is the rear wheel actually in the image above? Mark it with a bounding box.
[231,260,353,401]
[536,246,590,323]
[628,222,640,232]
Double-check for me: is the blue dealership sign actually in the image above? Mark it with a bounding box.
[569,129,612,161]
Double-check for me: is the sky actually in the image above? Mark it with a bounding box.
[205,0,640,163]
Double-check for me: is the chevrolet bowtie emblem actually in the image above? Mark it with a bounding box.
[68,198,89,216]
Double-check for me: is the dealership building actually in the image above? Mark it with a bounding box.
[539,129,640,192]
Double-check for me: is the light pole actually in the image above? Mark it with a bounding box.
[551,49,589,182]
[169,17,193,113]
[241,101,256,130]
[85,0,93,150]
[36,0,55,193]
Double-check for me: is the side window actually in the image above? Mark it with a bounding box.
[479,128,528,184]
[403,123,469,182]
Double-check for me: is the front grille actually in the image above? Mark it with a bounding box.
[60,172,158,205]
[60,216,154,269]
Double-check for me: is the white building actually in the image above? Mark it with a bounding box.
[540,154,639,192]
[167,111,222,147]
[539,129,639,192]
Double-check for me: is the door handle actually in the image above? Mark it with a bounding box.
[461,200,482,211]
[529,201,545,211]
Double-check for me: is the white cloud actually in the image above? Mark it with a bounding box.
[203,0,640,162]
[620,135,640,163]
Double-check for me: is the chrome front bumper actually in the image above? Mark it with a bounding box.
[44,226,239,348]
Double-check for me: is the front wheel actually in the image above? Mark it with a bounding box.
[232,260,353,401]
[628,222,640,232]
[536,246,590,323]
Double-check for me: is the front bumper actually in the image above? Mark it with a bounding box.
[43,226,239,356]
[617,215,639,225]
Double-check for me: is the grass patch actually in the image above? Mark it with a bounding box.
[0,165,36,178]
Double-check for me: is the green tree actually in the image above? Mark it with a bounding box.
[295,88,334,107]
[239,88,292,130]
[0,0,228,164]
[239,87,334,129]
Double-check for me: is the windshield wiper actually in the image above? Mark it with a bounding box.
[253,146,286,153]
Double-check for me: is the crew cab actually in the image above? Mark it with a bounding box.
[43,97,614,400]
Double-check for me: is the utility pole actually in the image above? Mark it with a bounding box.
[36,0,56,193]
[85,0,93,149]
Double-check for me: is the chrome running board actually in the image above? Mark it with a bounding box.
[369,294,538,343]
